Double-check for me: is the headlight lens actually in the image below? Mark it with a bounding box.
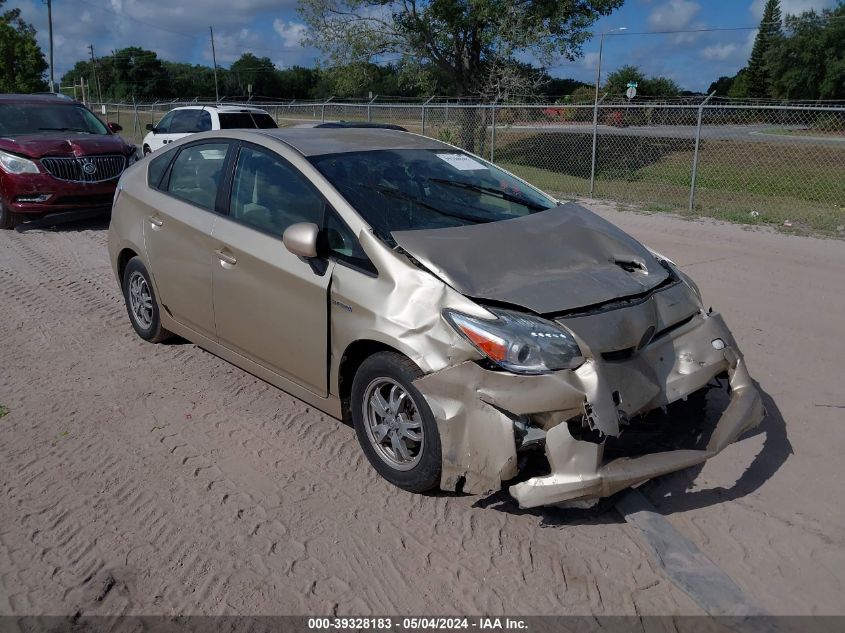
[0,150,39,174]
[443,308,583,374]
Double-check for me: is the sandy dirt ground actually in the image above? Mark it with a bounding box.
[0,204,843,617]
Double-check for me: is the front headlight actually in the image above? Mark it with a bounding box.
[443,308,583,374]
[0,150,39,175]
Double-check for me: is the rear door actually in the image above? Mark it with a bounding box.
[211,141,333,395]
[143,140,233,340]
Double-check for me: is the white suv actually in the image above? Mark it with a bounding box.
[142,105,277,154]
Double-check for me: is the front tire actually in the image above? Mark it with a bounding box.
[122,257,172,343]
[142,145,151,156]
[351,352,442,493]
[0,202,23,230]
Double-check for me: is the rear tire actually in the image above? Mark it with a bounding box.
[351,352,441,493]
[0,202,23,230]
[142,145,151,156]
[122,257,172,343]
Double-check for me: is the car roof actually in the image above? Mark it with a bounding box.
[0,93,81,105]
[172,104,268,113]
[257,127,449,157]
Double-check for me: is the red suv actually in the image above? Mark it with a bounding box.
[0,94,137,229]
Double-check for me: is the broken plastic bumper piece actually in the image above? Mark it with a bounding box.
[415,311,764,509]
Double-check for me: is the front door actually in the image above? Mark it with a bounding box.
[211,142,333,396]
[143,140,232,340]
[147,111,180,152]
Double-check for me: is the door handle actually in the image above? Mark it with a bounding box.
[148,215,163,228]
[215,248,237,266]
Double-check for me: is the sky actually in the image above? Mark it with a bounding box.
[16,0,840,94]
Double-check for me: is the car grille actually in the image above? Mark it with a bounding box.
[40,154,126,183]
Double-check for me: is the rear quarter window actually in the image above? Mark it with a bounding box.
[147,147,177,189]
[218,112,277,129]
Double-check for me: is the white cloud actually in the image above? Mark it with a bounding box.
[273,19,307,48]
[107,0,292,32]
[750,0,836,19]
[581,52,601,72]
[701,43,739,60]
[648,0,702,30]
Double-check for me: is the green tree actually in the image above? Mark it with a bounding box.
[0,0,48,92]
[541,77,591,98]
[299,0,625,98]
[277,66,322,99]
[62,47,169,100]
[707,75,735,96]
[163,62,221,100]
[765,3,845,100]
[603,65,680,98]
[229,53,282,98]
[746,0,783,98]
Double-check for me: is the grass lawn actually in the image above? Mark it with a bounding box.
[498,134,845,237]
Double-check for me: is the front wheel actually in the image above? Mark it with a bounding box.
[0,202,23,230]
[351,352,441,492]
[142,145,151,156]
[122,257,172,343]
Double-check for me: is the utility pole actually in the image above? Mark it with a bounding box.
[88,44,103,103]
[45,0,55,92]
[210,26,220,103]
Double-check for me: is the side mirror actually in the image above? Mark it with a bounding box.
[107,122,123,133]
[283,222,319,258]
[145,123,155,132]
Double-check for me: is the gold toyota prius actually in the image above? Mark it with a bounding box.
[108,128,764,508]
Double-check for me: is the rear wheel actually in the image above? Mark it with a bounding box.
[351,352,441,493]
[122,257,172,343]
[142,145,151,156]
[0,202,23,230]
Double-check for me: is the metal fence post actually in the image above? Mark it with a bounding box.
[367,94,377,122]
[589,92,607,197]
[689,91,716,212]
[421,96,434,136]
[131,98,139,139]
[321,96,333,123]
[490,103,497,162]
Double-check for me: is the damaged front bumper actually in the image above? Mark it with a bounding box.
[414,311,764,509]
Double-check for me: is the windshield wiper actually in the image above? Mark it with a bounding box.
[364,184,492,225]
[428,178,549,211]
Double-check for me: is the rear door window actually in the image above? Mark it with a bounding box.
[166,142,231,210]
[148,146,178,189]
[170,110,212,133]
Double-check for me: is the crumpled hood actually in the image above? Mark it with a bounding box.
[391,202,670,314]
[0,134,132,159]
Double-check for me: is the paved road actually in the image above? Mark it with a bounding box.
[0,206,843,617]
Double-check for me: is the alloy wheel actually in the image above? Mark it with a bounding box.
[362,378,425,471]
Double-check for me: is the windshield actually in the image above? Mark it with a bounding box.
[310,149,556,240]
[218,112,278,130]
[0,103,109,136]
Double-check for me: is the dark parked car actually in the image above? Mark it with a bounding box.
[0,94,136,229]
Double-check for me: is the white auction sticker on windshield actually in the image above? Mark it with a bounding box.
[436,153,487,171]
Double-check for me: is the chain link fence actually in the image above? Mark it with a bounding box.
[91,98,845,235]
